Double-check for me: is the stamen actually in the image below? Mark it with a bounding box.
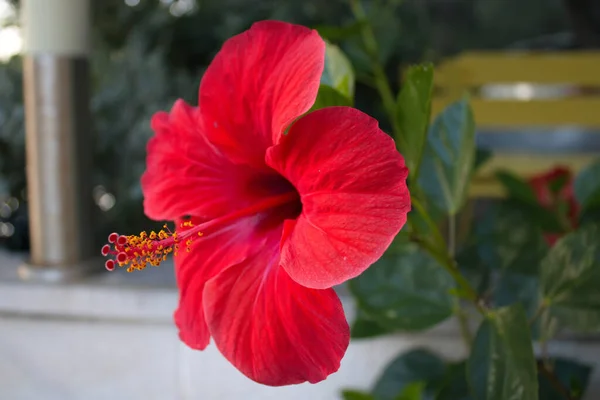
[100,192,300,273]
[101,223,203,273]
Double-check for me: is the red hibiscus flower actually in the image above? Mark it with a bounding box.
[102,21,410,386]
[528,166,579,246]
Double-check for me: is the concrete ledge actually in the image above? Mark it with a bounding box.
[1,250,600,399]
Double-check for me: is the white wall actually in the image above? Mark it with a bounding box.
[1,258,599,400]
[0,317,466,400]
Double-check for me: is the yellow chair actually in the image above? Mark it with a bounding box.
[432,51,600,197]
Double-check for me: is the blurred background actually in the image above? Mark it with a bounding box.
[0,0,599,251]
[1,0,600,399]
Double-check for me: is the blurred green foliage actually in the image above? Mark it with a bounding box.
[0,0,577,250]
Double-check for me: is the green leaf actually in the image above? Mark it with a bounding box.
[349,245,455,332]
[476,203,548,275]
[551,305,600,333]
[474,148,492,172]
[314,20,366,42]
[493,271,544,339]
[489,172,566,233]
[579,207,600,227]
[540,223,600,309]
[342,390,376,400]
[418,96,476,216]
[538,358,592,400]
[405,194,445,238]
[395,63,434,178]
[395,382,425,400]
[436,361,473,400]
[494,272,540,324]
[499,198,565,233]
[310,85,352,111]
[373,349,446,400]
[321,41,355,100]
[351,309,393,339]
[456,242,491,296]
[467,304,538,400]
[495,170,538,204]
[574,160,600,212]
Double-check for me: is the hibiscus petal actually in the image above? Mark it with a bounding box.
[141,99,278,221]
[199,20,325,166]
[174,216,260,350]
[203,233,349,386]
[266,107,410,289]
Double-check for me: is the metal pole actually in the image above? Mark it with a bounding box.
[19,0,97,282]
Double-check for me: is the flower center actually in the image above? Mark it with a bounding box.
[101,191,299,272]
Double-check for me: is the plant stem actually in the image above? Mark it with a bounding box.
[455,304,473,348]
[537,361,575,400]
[448,214,474,348]
[411,197,446,250]
[448,214,456,257]
[348,0,399,135]
[413,236,480,305]
[529,301,548,326]
[410,198,481,308]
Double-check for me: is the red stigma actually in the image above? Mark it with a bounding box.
[105,259,115,271]
[116,252,127,263]
[108,232,118,243]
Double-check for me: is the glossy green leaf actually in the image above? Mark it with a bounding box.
[538,358,592,400]
[456,242,491,296]
[321,41,355,99]
[373,349,446,400]
[495,170,538,204]
[495,272,539,314]
[494,273,541,341]
[476,203,548,275]
[349,244,455,332]
[351,309,393,339]
[574,160,600,212]
[395,382,425,400]
[342,390,376,400]
[540,223,600,310]
[436,361,473,400]
[418,96,476,215]
[395,63,434,178]
[468,304,538,400]
[498,198,565,233]
[310,85,352,111]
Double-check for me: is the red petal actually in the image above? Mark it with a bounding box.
[199,20,324,166]
[141,100,278,220]
[203,233,349,386]
[266,107,410,289]
[174,216,260,350]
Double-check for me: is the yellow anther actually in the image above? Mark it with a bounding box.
[109,223,207,273]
